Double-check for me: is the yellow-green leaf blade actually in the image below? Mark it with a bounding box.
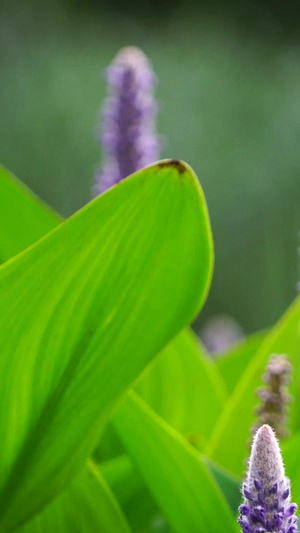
[0,160,213,530]
[135,327,227,446]
[113,391,238,533]
[0,164,60,262]
[100,454,158,531]
[215,330,266,394]
[19,462,132,533]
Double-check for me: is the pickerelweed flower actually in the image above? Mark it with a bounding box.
[94,46,160,195]
[252,354,291,440]
[238,424,297,533]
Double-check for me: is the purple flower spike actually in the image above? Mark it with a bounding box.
[94,46,160,195]
[252,354,291,440]
[238,425,298,533]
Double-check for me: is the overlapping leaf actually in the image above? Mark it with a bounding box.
[101,455,158,531]
[0,160,213,530]
[0,165,60,262]
[113,391,238,533]
[135,327,227,446]
[206,297,300,476]
[282,432,300,509]
[100,453,241,526]
[95,326,227,461]
[203,457,241,515]
[215,330,266,394]
[19,462,131,533]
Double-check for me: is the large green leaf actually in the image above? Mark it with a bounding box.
[19,461,131,533]
[0,165,60,262]
[2,158,224,451]
[215,330,266,394]
[0,160,213,530]
[135,327,227,447]
[113,391,238,533]
[205,296,300,476]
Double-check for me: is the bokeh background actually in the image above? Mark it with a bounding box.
[1,0,299,337]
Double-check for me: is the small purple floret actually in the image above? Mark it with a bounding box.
[244,488,253,500]
[286,504,297,516]
[254,479,262,491]
[270,482,278,494]
[94,46,160,195]
[238,425,298,533]
[240,504,251,516]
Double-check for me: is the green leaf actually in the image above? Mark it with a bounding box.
[19,461,132,533]
[93,423,125,462]
[0,160,213,530]
[95,327,227,461]
[205,297,300,476]
[101,454,158,531]
[0,162,221,459]
[135,327,227,447]
[113,391,238,533]
[203,457,241,515]
[282,432,300,508]
[215,330,266,394]
[0,165,60,262]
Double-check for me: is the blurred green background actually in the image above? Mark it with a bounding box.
[0,0,299,335]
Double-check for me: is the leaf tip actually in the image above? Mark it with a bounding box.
[157,158,188,175]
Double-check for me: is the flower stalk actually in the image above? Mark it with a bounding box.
[252,354,291,440]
